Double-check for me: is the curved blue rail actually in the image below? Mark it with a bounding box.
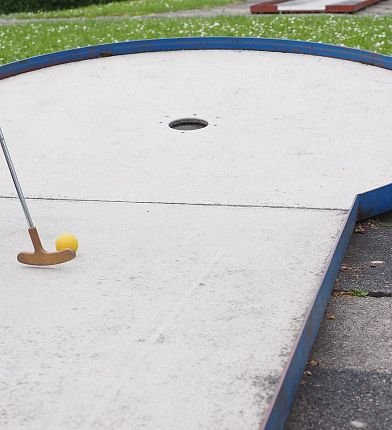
[1,37,392,80]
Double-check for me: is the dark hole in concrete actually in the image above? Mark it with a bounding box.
[169,118,208,131]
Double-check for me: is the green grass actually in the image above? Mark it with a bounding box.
[351,289,369,297]
[0,16,391,65]
[0,0,245,19]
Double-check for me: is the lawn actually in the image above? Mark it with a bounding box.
[0,16,391,65]
[0,0,246,19]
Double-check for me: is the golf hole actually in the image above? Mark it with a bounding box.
[169,118,208,131]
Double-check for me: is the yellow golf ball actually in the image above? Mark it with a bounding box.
[55,234,79,252]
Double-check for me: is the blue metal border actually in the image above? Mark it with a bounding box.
[1,37,392,79]
[1,37,391,430]
[262,182,392,430]
[262,200,359,430]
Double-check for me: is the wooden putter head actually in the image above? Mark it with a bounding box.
[17,227,76,266]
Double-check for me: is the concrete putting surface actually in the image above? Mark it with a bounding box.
[0,47,392,429]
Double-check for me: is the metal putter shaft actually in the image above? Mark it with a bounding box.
[0,127,76,266]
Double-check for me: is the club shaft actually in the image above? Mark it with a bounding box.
[0,128,34,229]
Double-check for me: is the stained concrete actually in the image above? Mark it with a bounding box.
[0,51,391,210]
[0,49,391,429]
[0,199,345,429]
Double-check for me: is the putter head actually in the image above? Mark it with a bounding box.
[17,227,76,266]
[17,248,76,266]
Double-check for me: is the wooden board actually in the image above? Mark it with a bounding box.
[251,0,383,13]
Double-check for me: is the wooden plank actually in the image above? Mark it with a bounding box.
[326,0,384,12]
[251,0,383,13]
[250,0,285,12]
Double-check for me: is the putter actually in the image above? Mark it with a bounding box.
[0,127,76,266]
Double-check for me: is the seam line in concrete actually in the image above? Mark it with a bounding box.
[0,195,348,212]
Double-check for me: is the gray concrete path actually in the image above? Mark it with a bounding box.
[0,1,254,25]
[0,1,253,25]
[0,0,391,25]
[287,213,392,429]
[142,0,255,17]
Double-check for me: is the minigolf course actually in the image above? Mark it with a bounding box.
[0,38,391,430]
